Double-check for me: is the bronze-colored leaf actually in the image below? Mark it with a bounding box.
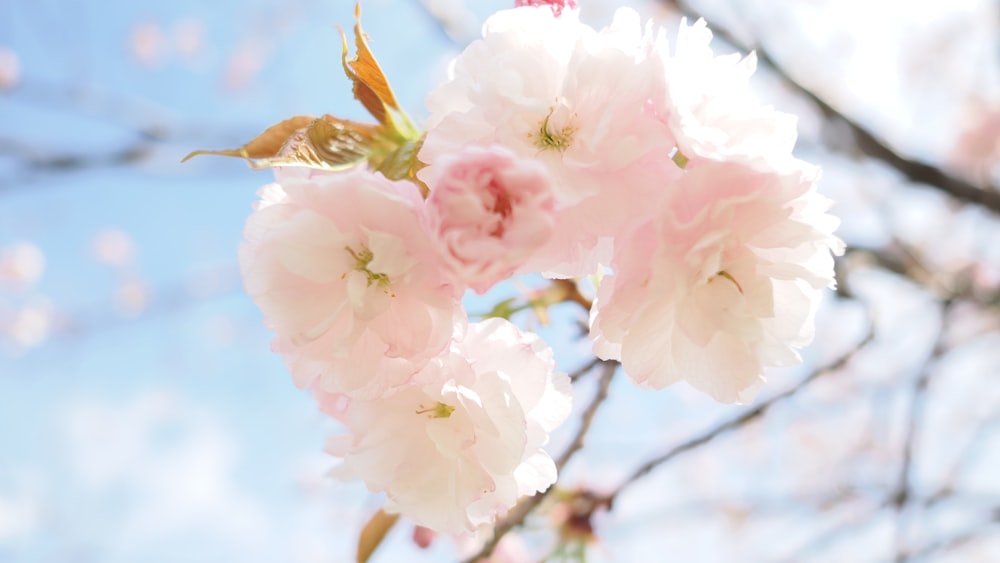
[182,115,314,163]
[339,3,413,136]
[184,5,423,175]
[356,509,400,563]
[267,114,380,170]
[183,115,383,171]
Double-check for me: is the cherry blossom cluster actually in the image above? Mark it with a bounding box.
[237,2,842,537]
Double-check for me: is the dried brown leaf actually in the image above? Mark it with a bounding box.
[183,115,381,171]
[182,115,314,163]
[339,3,403,129]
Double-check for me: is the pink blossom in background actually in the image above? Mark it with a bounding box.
[0,46,20,90]
[92,228,136,267]
[239,169,462,399]
[172,18,206,60]
[0,241,44,290]
[421,7,675,277]
[129,22,166,68]
[114,279,149,317]
[223,37,271,92]
[513,0,577,17]
[2,298,53,350]
[319,318,571,535]
[425,146,556,293]
[951,104,1000,182]
[590,161,843,403]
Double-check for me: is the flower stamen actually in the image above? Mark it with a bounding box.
[416,402,456,419]
[709,270,744,294]
[533,105,576,152]
[344,245,394,294]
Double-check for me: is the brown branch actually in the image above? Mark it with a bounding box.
[0,138,154,175]
[465,361,617,563]
[657,0,1000,215]
[554,361,616,471]
[568,356,605,383]
[602,329,874,506]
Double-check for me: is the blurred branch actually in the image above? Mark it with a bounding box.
[892,305,950,562]
[777,499,892,562]
[6,75,175,139]
[907,521,1000,561]
[602,328,875,506]
[841,243,1000,306]
[0,138,154,175]
[937,413,1000,495]
[568,356,606,383]
[555,361,616,470]
[0,75,284,190]
[657,0,1000,215]
[466,360,617,563]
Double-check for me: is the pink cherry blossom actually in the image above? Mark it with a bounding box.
[425,146,556,293]
[421,7,676,277]
[590,160,843,403]
[651,19,800,167]
[514,0,577,17]
[239,168,462,399]
[319,318,572,535]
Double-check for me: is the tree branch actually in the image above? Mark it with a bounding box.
[657,0,1000,215]
[892,304,952,562]
[603,329,875,505]
[555,361,617,471]
[568,356,606,383]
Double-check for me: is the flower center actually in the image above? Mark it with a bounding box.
[416,402,456,419]
[486,182,513,237]
[344,244,392,292]
[533,105,576,152]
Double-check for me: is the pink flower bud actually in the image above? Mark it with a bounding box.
[412,525,436,549]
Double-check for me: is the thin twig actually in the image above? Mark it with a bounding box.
[555,361,616,471]
[892,305,951,562]
[774,498,893,563]
[603,329,875,505]
[568,356,605,383]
